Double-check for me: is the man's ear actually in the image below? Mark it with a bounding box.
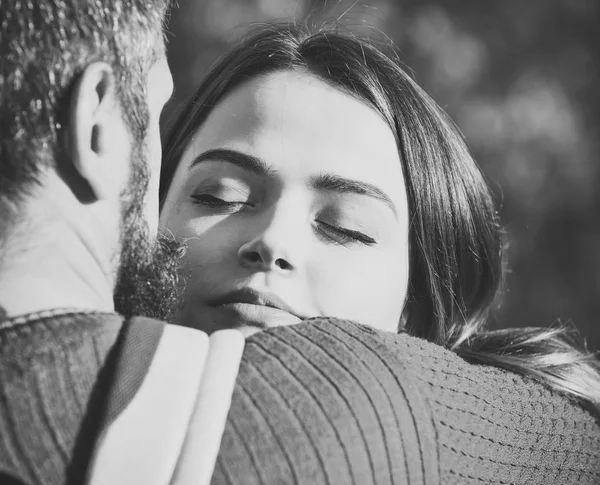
[62,62,126,202]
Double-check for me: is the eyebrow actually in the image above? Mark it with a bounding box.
[189,148,396,216]
[310,173,397,217]
[189,148,276,178]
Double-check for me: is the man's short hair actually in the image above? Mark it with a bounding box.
[0,0,169,205]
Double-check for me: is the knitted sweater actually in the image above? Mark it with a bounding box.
[0,312,598,484]
[213,318,600,484]
[0,310,125,485]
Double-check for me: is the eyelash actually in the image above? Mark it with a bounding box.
[190,194,251,211]
[316,221,376,246]
[191,195,376,246]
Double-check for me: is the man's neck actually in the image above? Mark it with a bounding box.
[0,220,115,319]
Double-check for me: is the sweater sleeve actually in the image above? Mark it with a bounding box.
[211,318,439,485]
[388,329,600,485]
[212,318,600,485]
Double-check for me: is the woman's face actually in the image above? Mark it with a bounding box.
[160,71,409,336]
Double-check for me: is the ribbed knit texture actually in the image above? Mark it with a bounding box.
[0,311,125,485]
[1,313,599,484]
[212,318,600,484]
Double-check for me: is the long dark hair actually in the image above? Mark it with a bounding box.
[161,23,600,411]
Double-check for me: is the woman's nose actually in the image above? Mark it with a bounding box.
[237,237,295,273]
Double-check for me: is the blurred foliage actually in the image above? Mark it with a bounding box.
[163,0,600,350]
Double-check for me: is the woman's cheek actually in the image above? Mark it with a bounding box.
[306,259,369,321]
[185,226,237,268]
[316,252,406,331]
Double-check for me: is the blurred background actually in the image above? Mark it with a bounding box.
[163,0,600,351]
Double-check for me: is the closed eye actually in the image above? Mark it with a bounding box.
[315,220,377,246]
[190,194,252,211]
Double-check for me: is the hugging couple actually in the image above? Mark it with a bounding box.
[1,1,599,484]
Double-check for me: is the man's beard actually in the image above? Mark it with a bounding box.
[113,140,186,321]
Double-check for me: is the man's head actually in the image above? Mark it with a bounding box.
[0,0,184,320]
[0,0,170,207]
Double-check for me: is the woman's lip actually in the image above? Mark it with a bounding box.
[214,302,302,329]
[209,288,304,319]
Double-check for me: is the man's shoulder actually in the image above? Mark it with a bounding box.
[225,318,442,484]
[248,317,524,388]
[243,318,598,437]
[227,318,600,484]
[0,310,140,485]
[245,317,470,382]
[0,310,126,362]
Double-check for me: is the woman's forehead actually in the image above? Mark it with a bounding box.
[206,71,390,138]
[181,71,406,204]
